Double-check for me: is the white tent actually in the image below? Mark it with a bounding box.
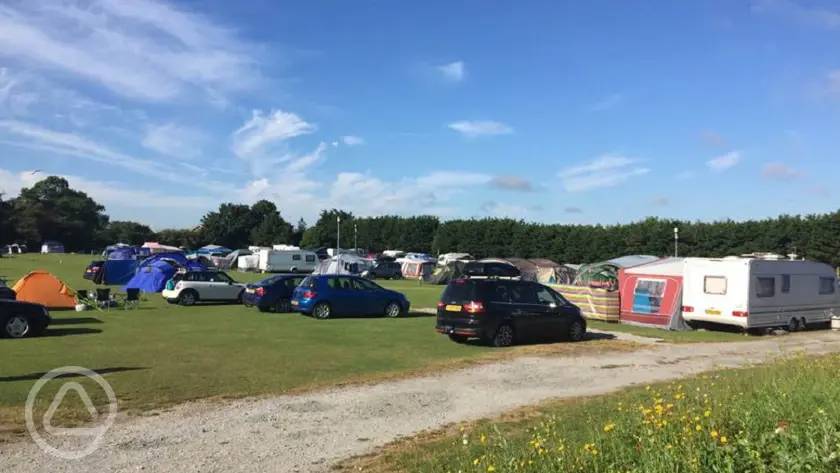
[313,254,372,275]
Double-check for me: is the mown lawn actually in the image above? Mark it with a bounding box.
[347,353,840,473]
[0,254,625,435]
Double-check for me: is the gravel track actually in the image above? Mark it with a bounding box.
[4,331,840,473]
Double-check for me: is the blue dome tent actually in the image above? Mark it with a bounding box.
[125,252,205,293]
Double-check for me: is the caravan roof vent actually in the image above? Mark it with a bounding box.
[742,252,783,260]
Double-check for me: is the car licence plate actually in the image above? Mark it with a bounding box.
[291,300,299,306]
[705,309,721,315]
[445,304,462,312]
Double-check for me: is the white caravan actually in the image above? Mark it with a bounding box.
[681,256,840,331]
[257,249,318,273]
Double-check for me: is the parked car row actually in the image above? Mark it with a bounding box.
[159,268,586,347]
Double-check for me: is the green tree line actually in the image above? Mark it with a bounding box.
[2,176,839,267]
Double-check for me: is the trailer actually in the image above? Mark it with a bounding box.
[257,249,318,273]
[681,256,840,331]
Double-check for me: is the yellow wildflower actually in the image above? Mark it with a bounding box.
[603,423,616,433]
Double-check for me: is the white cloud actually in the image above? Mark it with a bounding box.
[588,93,623,112]
[0,119,228,192]
[436,61,465,82]
[707,151,741,172]
[341,135,365,146]
[142,123,205,159]
[448,120,513,138]
[0,1,261,102]
[231,109,315,158]
[558,154,650,192]
[761,162,802,180]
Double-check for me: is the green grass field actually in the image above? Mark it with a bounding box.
[348,353,840,473]
[0,254,626,435]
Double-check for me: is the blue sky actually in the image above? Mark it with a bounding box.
[0,0,838,229]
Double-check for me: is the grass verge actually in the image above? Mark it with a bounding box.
[342,353,840,473]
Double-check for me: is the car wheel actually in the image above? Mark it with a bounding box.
[275,298,291,313]
[4,315,30,338]
[384,301,402,318]
[313,302,331,319]
[490,324,515,347]
[448,334,468,343]
[567,319,586,342]
[178,290,197,306]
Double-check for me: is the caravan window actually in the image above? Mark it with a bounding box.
[306,255,316,263]
[820,277,836,295]
[756,277,775,298]
[782,275,791,293]
[704,276,727,295]
[292,254,302,261]
[633,279,666,314]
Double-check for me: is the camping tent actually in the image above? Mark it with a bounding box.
[574,255,659,291]
[618,258,689,330]
[142,242,183,254]
[426,261,468,284]
[125,252,204,292]
[40,241,65,254]
[197,245,232,257]
[216,249,252,270]
[505,258,539,281]
[313,254,372,275]
[529,259,577,285]
[12,271,76,308]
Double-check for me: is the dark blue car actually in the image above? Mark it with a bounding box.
[291,275,410,319]
[242,275,306,313]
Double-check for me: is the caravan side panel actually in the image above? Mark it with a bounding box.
[747,260,839,328]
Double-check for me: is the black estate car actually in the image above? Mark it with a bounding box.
[362,261,403,280]
[436,278,586,347]
[1,299,51,338]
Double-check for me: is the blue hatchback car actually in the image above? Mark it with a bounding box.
[291,275,410,319]
[242,274,306,313]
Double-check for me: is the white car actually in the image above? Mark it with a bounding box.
[162,270,245,306]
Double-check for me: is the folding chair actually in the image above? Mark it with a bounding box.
[95,288,112,310]
[122,288,140,310]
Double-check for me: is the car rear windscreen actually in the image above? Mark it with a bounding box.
[440,280,491,303]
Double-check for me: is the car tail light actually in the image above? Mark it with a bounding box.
[732,310,749,317]
[463,301,485,314]
[682,305,694,312]
[255,287,265,297]
[302,290,317,299]
[436,301,445,309]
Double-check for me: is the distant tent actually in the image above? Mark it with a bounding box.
[401,260,435,280]
[40,241,65,254]
[142,242,183,254]
[12,271,75,308]
[125,252,204,292]
[574,255,659,291]
[197,245,232,257]
[505,258,539,281]
[216,249,252,270]
[314,254,372,275]
[426,261,468,284]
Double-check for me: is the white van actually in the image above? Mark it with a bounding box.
[257,249,318,273]
[682,256,840,331]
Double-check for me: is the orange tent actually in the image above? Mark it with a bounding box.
[12,271,76,309]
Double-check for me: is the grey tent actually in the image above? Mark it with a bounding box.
[216,249,252,270]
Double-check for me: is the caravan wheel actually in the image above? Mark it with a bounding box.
[787,318,801,332]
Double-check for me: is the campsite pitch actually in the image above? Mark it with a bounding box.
[0,254,624,435]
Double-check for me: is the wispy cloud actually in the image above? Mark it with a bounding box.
[436,61,465,82]
[0,1,261,102]
[761,162,802,180]
[448,120,513,138]
[142,123,205,160]
[752,0,840,29]
[587,93,622,112]
[564,206,583,214]
[232,109,316,158]
[706,151,741,172]
[341,135,365,146]
[558,154,650,192]
[489,175,535,192]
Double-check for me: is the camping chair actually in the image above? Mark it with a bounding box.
[119,288,141,310]
[95,288,112,310]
